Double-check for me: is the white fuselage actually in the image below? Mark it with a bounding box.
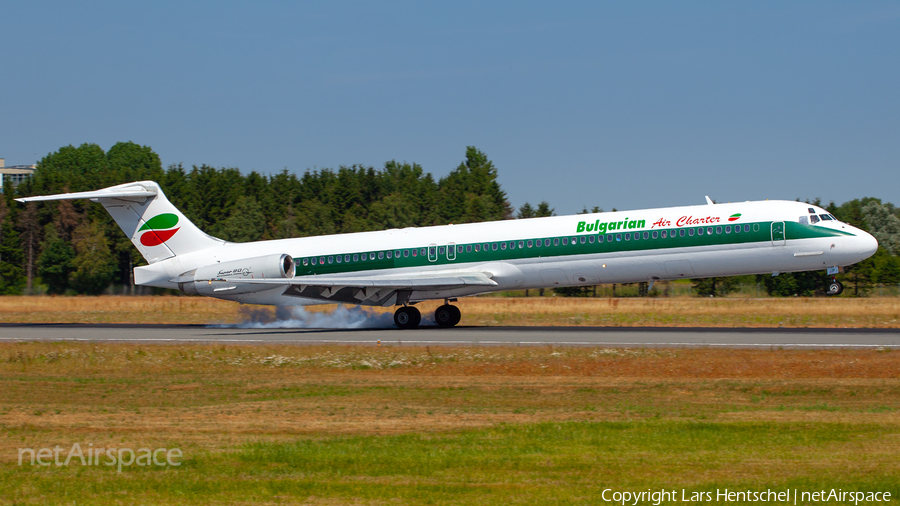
[133,199,878,306]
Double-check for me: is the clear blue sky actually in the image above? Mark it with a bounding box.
[2,1,898,214]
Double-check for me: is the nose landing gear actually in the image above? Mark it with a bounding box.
[826,278,844,296]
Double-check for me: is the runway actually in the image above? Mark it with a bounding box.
[0,323,898,348]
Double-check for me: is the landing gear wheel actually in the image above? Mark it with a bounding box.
[394,306,421,329]
[434,305,461,327]
[826,280,844,296]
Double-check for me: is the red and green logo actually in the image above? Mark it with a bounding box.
[728,213,742,222]
[139,213,180,246]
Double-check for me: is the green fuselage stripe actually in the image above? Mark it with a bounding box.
[295,221,851,276]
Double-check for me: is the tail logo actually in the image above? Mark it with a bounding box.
[139,213,180,247]
[728,213,742,222]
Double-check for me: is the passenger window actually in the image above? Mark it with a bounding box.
[679,229,686,237]
[527,240,533,248]
[319,256,325,264]
[624,233,631,241]
[386,251,392,259]
[734,226,740,234]
[571,237,577,244]
[420,248,426,256]
[403,250,409,257]
[553,238,560,246]
[412,250,417,257]
[466,245,472,252]
[326,256,332,264]
[484,243,490,250]
[744,224,750,232]
[302,258,309,266]
[360,253,366,261]
[311,257,317,265]
[616,234,622,242]
[500,242,507,250]
[688,228,695,236]
[810,215,820,224]
[580,236,586,244]
[598,235,604,243]
[652,231,658,239]
[438,246,445,255]
[725,225,731,233]
[589,235,595,243]
[697,227,704,235]
[378,252,384,260]
[716,226,722,234]
[706,227,712,235]
[393,250,400,258]
[474,244,480,252]
[492,243,498,251]
[518,241,524,248]
[508,242,515,249]
[458,245,464,253]
[562,238,568,246]
[633,232,639,240]
[661,230,666,238]
[544,239,550,247]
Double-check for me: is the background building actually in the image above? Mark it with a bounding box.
[0,158,36,189]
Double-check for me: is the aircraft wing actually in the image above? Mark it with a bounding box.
[204,271,497,306]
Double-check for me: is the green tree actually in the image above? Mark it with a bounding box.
[758,271,829,297]
[438,147,511,223]
[70,221,116,294]
[0,198,25,295]
[536,201,555,217]
[862,201,900,255]
[214,196,266,242]
[37,224,76,294]
[692,277,738,297]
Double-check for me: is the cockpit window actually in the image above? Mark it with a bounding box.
[820,214,834,221]
[799,216,809,225]
[810,215,820,224]
[808,208,816,214]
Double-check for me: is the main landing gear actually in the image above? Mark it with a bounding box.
[434,304,461,328]
[393,306,422,329]
[393,300,462,329]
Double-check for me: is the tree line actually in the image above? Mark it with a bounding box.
[3,141,898,297]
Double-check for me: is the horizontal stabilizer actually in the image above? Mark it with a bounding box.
[16,183,158,203]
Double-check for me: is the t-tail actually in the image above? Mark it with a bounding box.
[16,181,223,263]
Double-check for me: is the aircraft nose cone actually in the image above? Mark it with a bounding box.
[858,230,878,261]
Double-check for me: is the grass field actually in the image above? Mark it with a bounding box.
[1,295,900,327]
[1,342,899,505]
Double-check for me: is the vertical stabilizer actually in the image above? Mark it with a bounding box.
[17,181,224,263]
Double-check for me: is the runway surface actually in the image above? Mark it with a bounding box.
[0,323,898,348]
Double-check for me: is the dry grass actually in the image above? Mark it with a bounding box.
[2,343,899,504]
[1,343,899,453]
[1,295,900,327]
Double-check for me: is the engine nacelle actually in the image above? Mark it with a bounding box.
[178,254,294,295]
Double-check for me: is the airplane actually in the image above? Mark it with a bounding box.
[18,181,878,329]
